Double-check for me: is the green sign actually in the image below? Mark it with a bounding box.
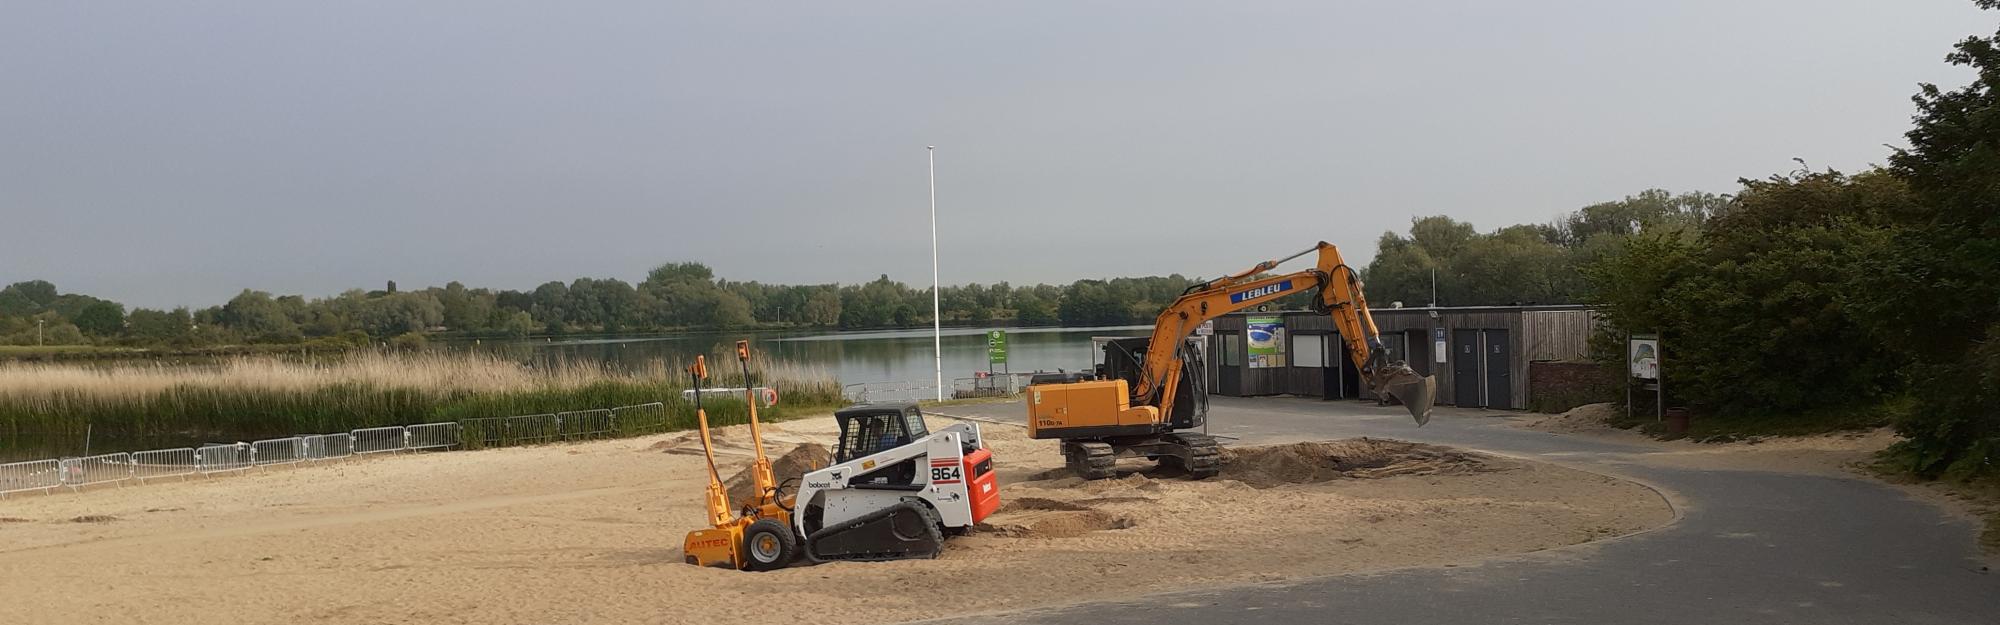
[986,330,1008,363]
[1246,315,1286,368]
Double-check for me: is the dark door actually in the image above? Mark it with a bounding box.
[1484,329,1512,409]
[1308,334,1338,400]
[1217,332,1242,396]
[1451,329,1481,407]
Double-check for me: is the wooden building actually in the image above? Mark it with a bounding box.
[1199,305,1595,410]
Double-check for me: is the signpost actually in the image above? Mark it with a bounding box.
[1627,333,1663,421]
[985,330,1008,374]
[1432,327,1447,364]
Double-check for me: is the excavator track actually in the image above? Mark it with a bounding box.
[805,499,943,563]
[1064,441,1117,480]
[1160,432,1222,479]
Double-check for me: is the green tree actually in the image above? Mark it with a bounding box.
[1587,170,1915,417]
[0,280,58,314]
[73,300,126,337]
[221,290,301,342]
[126,307,194,345]
[802,288,842,326]
[1876,0,2000,477]
[1015,296,1058,326]
[498,310,536,338]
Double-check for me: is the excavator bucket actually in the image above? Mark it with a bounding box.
[1375,366,1438,427]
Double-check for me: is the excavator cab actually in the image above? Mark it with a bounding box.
[1098,337,1208,430]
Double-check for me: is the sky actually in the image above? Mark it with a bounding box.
[1,1,1989,310]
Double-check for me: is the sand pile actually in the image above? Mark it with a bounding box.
[1522,402,1623,433]
[977,497,1136,538]
[647,425,814,457]
[721,442,833,504]
[1219,438,1494,487]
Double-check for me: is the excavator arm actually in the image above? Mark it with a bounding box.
[1132,241,1436,426]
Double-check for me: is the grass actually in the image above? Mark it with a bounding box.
[0,351,847,459]
[0,345,139,358]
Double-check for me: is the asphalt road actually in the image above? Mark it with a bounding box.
[919,396,1998,625]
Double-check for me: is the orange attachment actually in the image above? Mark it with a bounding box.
[961,448,1000,524]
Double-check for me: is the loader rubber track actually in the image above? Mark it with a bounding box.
[804,499,943,563]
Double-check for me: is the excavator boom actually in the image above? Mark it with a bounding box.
[1027,241,1436,481]
[1134,241,1436,425]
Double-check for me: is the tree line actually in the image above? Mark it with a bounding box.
[1355,3,1998,481]
[0,263,1202,349]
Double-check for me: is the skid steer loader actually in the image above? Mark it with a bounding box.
[682,342,1000,571]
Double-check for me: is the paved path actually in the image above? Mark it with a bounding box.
[921,397,1998,624]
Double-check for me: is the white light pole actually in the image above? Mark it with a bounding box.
[37,319,45,346]
[928,146,943,402]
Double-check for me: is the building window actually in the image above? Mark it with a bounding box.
[1222,333,1243,367]
[1291,334,1325,368]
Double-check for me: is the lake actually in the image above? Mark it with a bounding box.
[460,325,1151,398]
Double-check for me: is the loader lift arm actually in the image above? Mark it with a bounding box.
[1134,241,1435,426]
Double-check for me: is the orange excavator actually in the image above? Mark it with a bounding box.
[1026,241,1437,479]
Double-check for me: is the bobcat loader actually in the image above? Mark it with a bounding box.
[683,342,1000,571]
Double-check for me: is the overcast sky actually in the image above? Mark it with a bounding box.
[2,1,1988,310]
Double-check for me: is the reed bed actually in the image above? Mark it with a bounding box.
[0,351,846,459]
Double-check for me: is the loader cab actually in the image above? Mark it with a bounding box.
[833,403,929,488]
[833,403,930,464]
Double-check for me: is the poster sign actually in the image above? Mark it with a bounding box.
[1247,316,1286,368]
[1629,334,1659,380]
[1433,327,1448,363]
[1195,320,1213,336]
[986,330,1008,364]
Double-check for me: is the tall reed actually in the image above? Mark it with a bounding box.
[0,350,846,459]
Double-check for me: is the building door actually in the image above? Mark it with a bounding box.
[1328,333,1360,399]
[1217,332,1242,396]
[1380,332,1408,364]
[1451,329,1482,407]
[1484,329,1512,409]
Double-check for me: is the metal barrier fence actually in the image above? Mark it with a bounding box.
[3,401,683,498]
[59,453,133,490]
[352,427,407,454]
[407,423,459,450]
[197,443,253,474]
[251,437,308,467]
[131,448,198,482]
[304,434,353,461]
[611,402,667,434]
[844,380,940,403]
[558,409,613,440]
[507,414,560,445]
[460,417,506,448]
[1,459,64,497]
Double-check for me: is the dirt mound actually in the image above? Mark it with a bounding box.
[979,505,1134,539]
[649,429,752,456]
[67,515,118,523]
[1219,438,1493,487]
[1523,402,1623,433]
[1007,497,1093,512]
[723,443,833,505]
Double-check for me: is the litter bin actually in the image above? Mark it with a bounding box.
[1664,407,1691,435]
